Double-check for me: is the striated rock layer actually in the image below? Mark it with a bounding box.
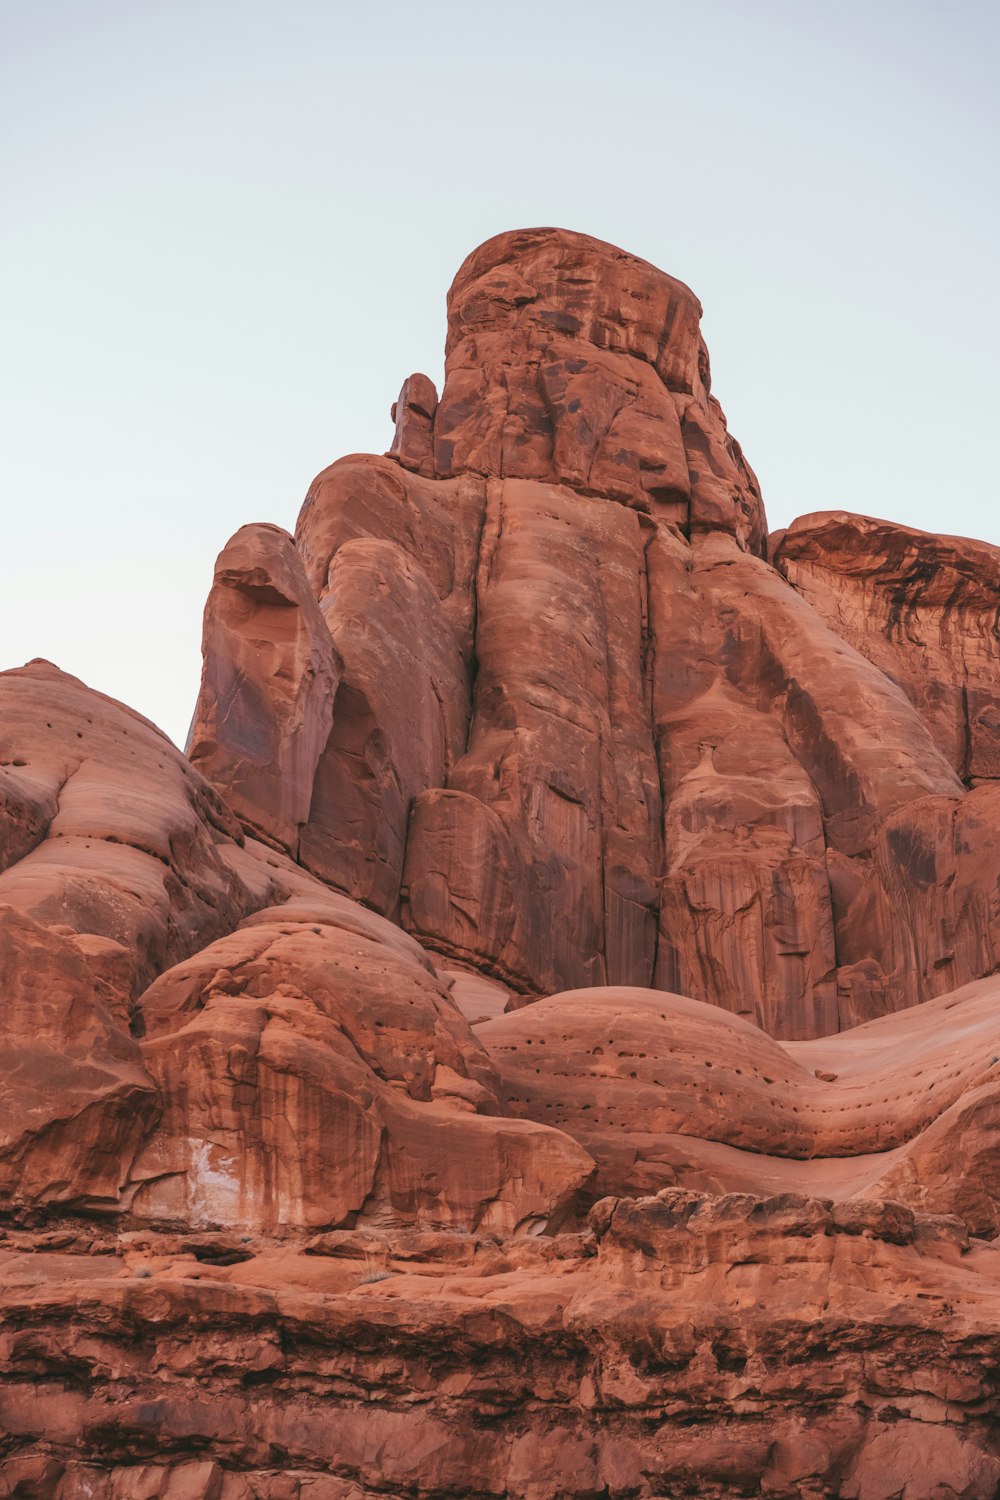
[4,228,1000,1493]
[1,1198,999,1499]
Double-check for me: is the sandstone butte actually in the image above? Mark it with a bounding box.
[2,228,1000,1500]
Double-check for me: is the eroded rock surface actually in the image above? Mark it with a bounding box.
[477,983,1000,1233]
[0,661,593,1238]
[775,511,1000,780]
[0,1199,997,1498]
[188,227,1000,1042]
[186,523,340,855]
[6,227,1000,1492]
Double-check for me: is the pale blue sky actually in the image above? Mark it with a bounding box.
[3,0,997,746]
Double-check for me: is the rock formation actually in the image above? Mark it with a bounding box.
[190,228,990,1043]
[3,228,1000,1494]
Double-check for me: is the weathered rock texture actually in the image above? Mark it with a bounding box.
[479,982,1000,1234]
[186,523,340,854]
[1,1201,998,1499]
[0,662,591,1238]
[187,228,1000,1046]
[775,512,1000,781]
[5,228,1000,1493]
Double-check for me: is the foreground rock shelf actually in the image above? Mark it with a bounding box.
[3,227,1000,1495]
[1,1192,998,1498]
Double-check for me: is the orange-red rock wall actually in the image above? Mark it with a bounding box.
[189,228,1000,1041]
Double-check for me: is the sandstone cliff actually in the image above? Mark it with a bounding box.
[2,228,1000,1497]
[193,228,995,1044]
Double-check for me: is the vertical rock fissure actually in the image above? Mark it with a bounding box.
[642,522,671,989]
[642,522,667,987]
[458,480,490,763]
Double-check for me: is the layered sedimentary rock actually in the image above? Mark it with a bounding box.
[478,982,1000,1234]
[7,227,1000,1492]
[1,1199,998,1499]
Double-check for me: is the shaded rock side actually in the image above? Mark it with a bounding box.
[775,510,1000,780]
[186,523,339,854]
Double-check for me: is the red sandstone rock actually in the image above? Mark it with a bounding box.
[0,659,250,993]
[294,454,484,662]
[388,372,438,476]
[0,661,595,1237]
[273,233,779,1007]
[132,915,590,1235]
[436,228,765,552]
[441,965,510,1024]
[176,229,995,1036]
[187,523,340,856]
[300,536,469,917]
[7,227,1000,1489]
[476,982,1000,1231]
[404,476,662,995]
[834,780,1000,1019]
[266,230,998,1030]
[0,1202,996,1495]
[0,906,154,1211]
[775,511,1000,779]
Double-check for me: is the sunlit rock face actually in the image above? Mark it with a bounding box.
[194,227,988,1044]
[4,229,1000,1495]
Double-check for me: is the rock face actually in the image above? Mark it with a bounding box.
[0,661,593,1238]
[1,1203,998,1500]
[478,982,1000,1234]
[187,228,994,1043]
[5,227,1000,1493]
[186,523,340,855]
[775,512,1000,781]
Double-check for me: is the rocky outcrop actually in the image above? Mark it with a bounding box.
[132,914,590,1236]
[435,227,765,549]
[0,1196,997,1498]
[293,457,484,917]
[405,476,662,996]
[0,661,594,1236]
[476,981,1000,1234]
[186,228,1000,1042]
[186,231,775,1014]
[187,523,340,854]
[5,670,1000,1498]
[775,512,1000,781]
[7,227,1000,1492]
[0,907,155,1211]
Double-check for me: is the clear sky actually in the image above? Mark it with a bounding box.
[3,0,997,747]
